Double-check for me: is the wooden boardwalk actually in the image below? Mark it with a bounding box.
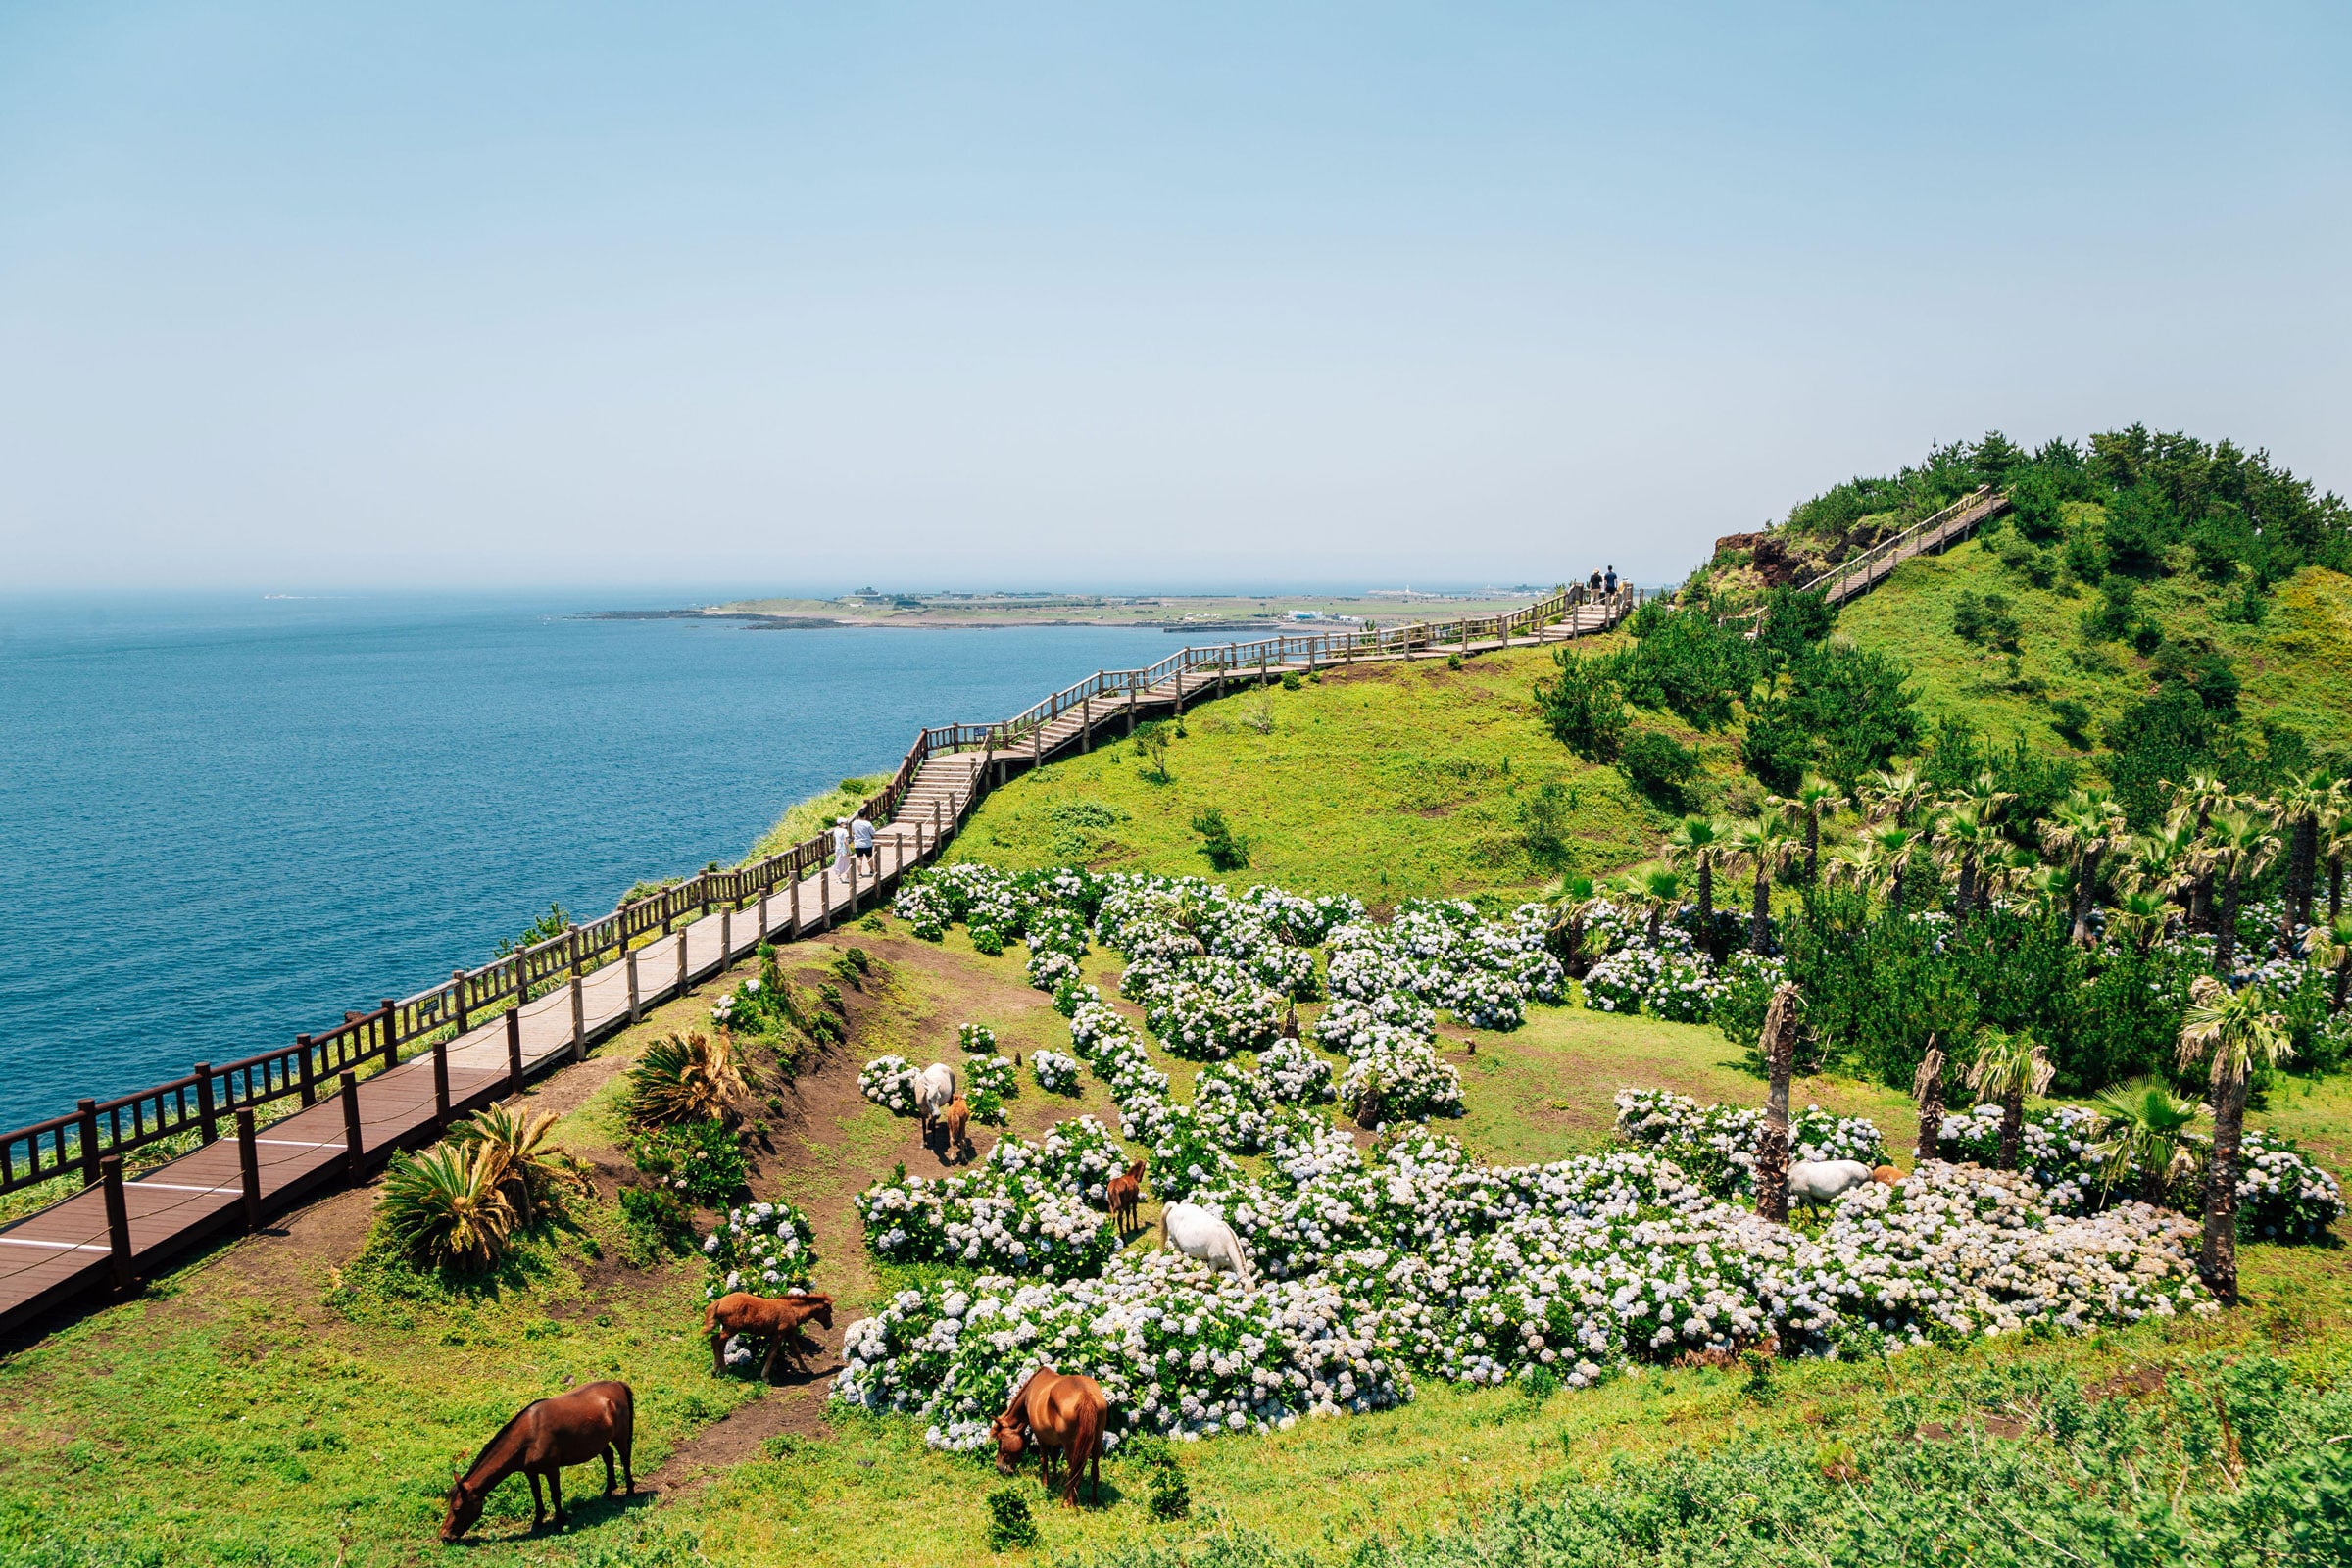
[0,582,1634,1340]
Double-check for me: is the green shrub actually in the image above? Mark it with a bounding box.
[1281,669,1302,691]
[616,1186,695,1267]
[630,1120,749,1205]
[1191,807,1251,870]
[1950,589,2021,652]
[379,1145,514,1269]
[2048,697,2091,748]
[985,1486,1039,1550]
[1618,730,1699,808]
[1517,779,1573,870]
[1534,651,1628,760]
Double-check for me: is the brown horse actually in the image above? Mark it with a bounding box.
[1104,1159,1145,1236]
[704,1292,833,1380]
[440,1381,634,1541]
[944,1097,974,1160]
[991,1368,1107,1508]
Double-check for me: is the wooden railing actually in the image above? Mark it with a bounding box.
[1796,486,2010,607]
[0,580,1627,1197]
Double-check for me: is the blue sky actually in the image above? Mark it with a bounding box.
[1,3,2346,593]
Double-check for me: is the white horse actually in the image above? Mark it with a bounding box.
[914,1062,957,1137]
[1160,1202,1254,1287]
[1786,1158,1877,1214]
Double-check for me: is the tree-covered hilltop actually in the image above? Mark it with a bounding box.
[1706,426,2352,602]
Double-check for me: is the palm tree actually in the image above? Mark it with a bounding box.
[1544,874,1600,970]
[2276,772,2335,935]
[2201,808,2280,978]
[1868,824,1921,911]
[1914,1039,1949,1161]
[1637,868,1683,946]
[2121,820,2197,921]
[1966,1026,2053,1172]
[2177,976,2294,1303]
[2109,890,2173,956]
[1767,776,1846,885]
[1754,982,1803,1224]
[2320,780,2350,924]
[1977,843,2040,911]
[2303,913,2352,1013]
[2166,771,2239,931]
[2089,1078,2207,1207]
[1931,807,1995,920]
[1858,767,1932,828]
[2040,789,2129,945]
[1726,810,1799,954]
[1665,817,1725,932]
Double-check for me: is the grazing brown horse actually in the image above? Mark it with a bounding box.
[704,1292,833,1380]
[440,1381,634,1541]
[1870,1164,1904,1186]
[944,1096,974,1160]
[1104,1159,1145,1236]
[992,1368,1107,1508]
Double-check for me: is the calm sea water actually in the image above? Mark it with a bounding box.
[0,595,1175,1130]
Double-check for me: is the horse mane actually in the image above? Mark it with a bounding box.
[462,1400,540,1483]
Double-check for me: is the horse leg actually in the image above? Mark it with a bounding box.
[528,1469,546,1529]
[603,1446,617,1495]
[619,1432,636,1494]
[711,1328,729,1377]
[760,1331,784,1382]
[547,1465,564,1528]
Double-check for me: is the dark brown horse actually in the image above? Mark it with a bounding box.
[1104,1159,1145,1236]
[704,1291,833,1380]
[440,1381,634,1541]
[992,1368,1107,1508]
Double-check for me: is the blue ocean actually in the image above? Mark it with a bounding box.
[0,595,1174,1130]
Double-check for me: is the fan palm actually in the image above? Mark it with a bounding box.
[1665,818,1724,930]
[1858,767,1931,828]
[2200,808,2280,977]
[2177,976,2293,1302]
[2303,913,2352,1014]
[1725,810,1799,954]
[381,1144,515,1269]
[1930,804,1995,920]
[2040,789,2129,945]
[1868,823,1922,911]
[2165,771,2239,930]
[2089,1078,2207,1207]
[1765,775,1846,884]
[2108,890,2172,956]
[2320,780,2350,924]
[2276,771,2337,933]
[1966,1026,2053,1172]
[1636,868,1683,945]
[627,1030,758,1127]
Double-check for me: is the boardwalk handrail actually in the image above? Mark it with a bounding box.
[1794,486,2009,606]
[0,579,1631,1195]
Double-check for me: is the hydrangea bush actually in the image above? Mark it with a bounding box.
[957,1023,998,1054]
[964,1053,1017,1125]
[703,1198,818,1300]
[859,1055,919,1114]
[1254,1038,1336,1104]
[1031,1050,1082,1096]
[2232,1129,2344,1240]
[1614,1089,1888,1199]
[855,1148,1115,1281]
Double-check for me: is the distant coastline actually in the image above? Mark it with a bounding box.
[585,586,1552,634]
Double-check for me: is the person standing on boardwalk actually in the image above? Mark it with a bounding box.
[830,817,853,880]
[1603,565,1619,596]
[852,810,876,871]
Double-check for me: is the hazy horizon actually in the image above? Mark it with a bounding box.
[3,4,2346,593]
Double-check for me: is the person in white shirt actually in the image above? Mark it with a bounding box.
[852,811,876,870]
[830,818,853,879]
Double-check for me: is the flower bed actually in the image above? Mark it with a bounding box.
[854,1147,1116,1281]
[964,1053,1017,1125]
[1191,1063,1272,1152]
[859,1055,920,1115]
[1315,993,1436,1052]
[2235,1129,2344,1240]
[1613,1089,1887,1199]
[1582,939,1717,1022]
[1143,964,1284,1060]
[703,1198,818,1300]
[1254,1039,1336,1104]
[1031,1050,1082,1096]
[1025,949,1082,994]
[957,1022,999,1054]
[1336,1034,1464,1123]
[632,1119,750,1205]
[1936,1102,2104,1212]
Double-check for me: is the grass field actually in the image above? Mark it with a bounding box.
[1835,531,2352,762]
[2,914,2342,1567]
[938,639,1756,904]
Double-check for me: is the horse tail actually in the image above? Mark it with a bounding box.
[702,1298,725,1337]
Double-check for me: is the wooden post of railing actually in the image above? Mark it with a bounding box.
[675,923,689,995]
[236,1110,261,1231]
[626,943,642,1022]
[1127,679,1138,733]
[339,1072,363,1180]
[933,798,943,844]
[504,1007,524,1096]
[1258,648,1268,686]
[819,863,832,933]
[1032,718,1042,769]
[453,971,470,1035]
[100,1155,132,1293]
[296,1037,316,1108]
[75,1099,100,1187]
[1217,645,1229,699]
[567,925,587,1062]
[431,1041,450,1128]
[790,864,802,936]
[193,1063,217,1146]
[758,883,770,942]
[512,948,526,1008]
[1080,692,1091,753]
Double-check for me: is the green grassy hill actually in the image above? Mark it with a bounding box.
[940,640,1722,902]
[1837,530,2352,767]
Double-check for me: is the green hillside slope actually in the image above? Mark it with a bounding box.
[943,640,1719,901]
[1837,539,2352,763]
